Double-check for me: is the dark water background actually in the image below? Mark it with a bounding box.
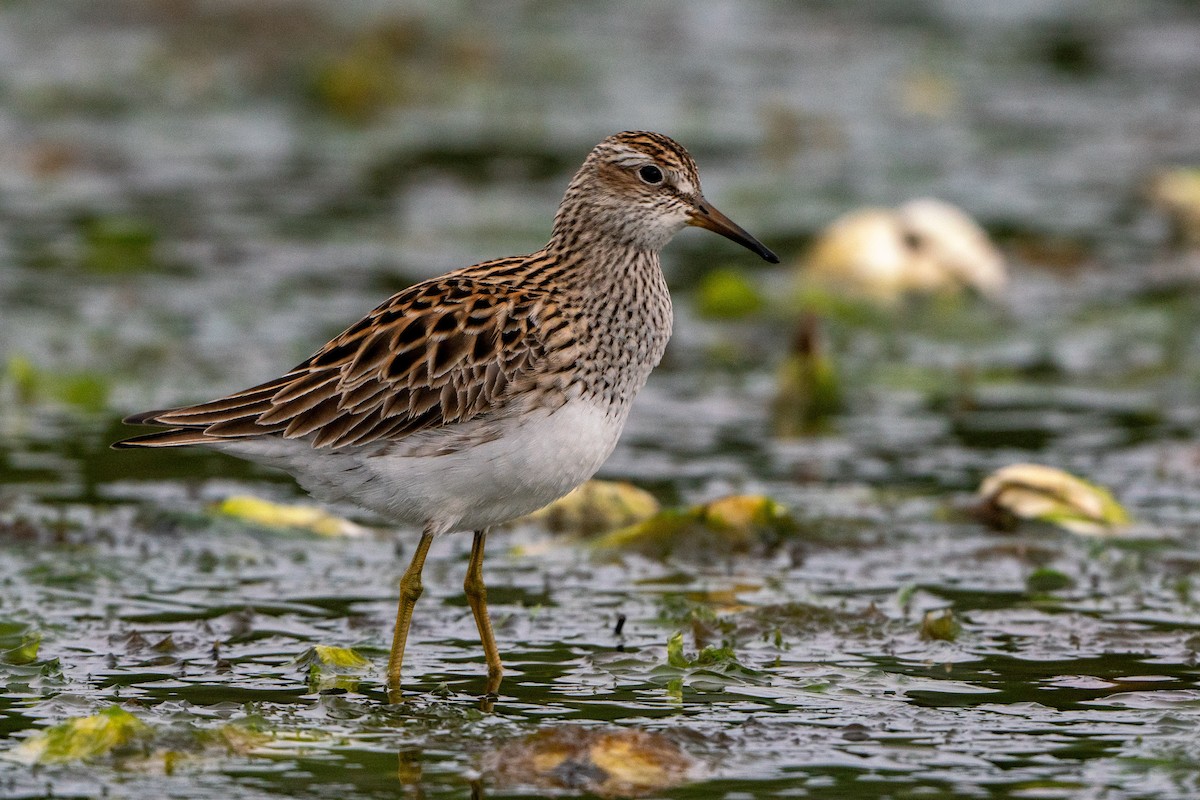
[2,1,1200,797]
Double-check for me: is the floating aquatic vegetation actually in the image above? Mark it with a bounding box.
[657,594,731,646]
[695,267,764,319]
[482,725,696,798]
[1,631,41,666]
[594,495,797,560]
[735,601,892,643]
[1148,167,1200,247]
[295,644,372,671]
[6,705,270,771]
[521,480,661,536]
[976,463,1131,536]
[77,214,159,275]
[770,315,843,437]
[294,644,372,693]
[307,17,424,122]
[658,631,764,696]
[899,68,958,118]
[1026,566,1075,594]
[665,631,739,669]
[658,595,894,656]
[214,495,370,537]
[3,355,110,413]
[919,609,961,642]
[8,707,150,765]
[802,198,1006,305]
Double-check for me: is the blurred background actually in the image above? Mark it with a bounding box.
[3,1,1200,798]
[2,0,1197,412]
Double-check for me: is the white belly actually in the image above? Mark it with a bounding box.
[218,399,627,535]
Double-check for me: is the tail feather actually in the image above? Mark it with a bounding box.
[111,428,224,449]
[116,376,296,448]
[123,409,174,425]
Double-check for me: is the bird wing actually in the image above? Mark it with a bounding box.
[114,273,578,450]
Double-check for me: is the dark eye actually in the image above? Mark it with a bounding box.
[638,164,664,185]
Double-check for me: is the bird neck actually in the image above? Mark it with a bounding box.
[544,224,662,301]
[542,223,674,408]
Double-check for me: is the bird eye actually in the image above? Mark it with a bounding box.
[637,164,664,185]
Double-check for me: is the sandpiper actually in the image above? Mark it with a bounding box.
[115,131,778,704]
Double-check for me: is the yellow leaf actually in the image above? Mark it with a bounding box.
[215,495,368,537]
[804,199,1006,305]
[523,480,660,536]
[10,707,148,765]
[308,645,370,671]
[1149,167,1200,247]
[594,495,796,559]
[978,463,1130,536]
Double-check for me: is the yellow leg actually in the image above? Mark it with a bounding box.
[387,530,434,704]
[464,529,504,706]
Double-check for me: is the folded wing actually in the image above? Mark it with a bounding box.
[115,274,577,450]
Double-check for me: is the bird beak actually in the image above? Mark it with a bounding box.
[688,199,780,263]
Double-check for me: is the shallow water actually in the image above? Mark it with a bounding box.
[3,1,1200,798]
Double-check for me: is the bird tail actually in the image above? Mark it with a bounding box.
[111,428,220,448]
[112,408,216,448]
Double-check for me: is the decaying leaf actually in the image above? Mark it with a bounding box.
[977,463,1130,536]
[482,725,696,798]
[593,495,797,560]
[803,198,1006,305]
[215,495,369,537]
[1148,167,1200,247]
[522,480,661,536]
[6,709,273,771]
[919,609,961,642]
[297,644,371,671]
[8,706,150,765]
[294,644,372,693]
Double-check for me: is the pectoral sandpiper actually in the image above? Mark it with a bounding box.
[115,131,778,705]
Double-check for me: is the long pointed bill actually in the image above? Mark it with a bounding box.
[688,200,780,263]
